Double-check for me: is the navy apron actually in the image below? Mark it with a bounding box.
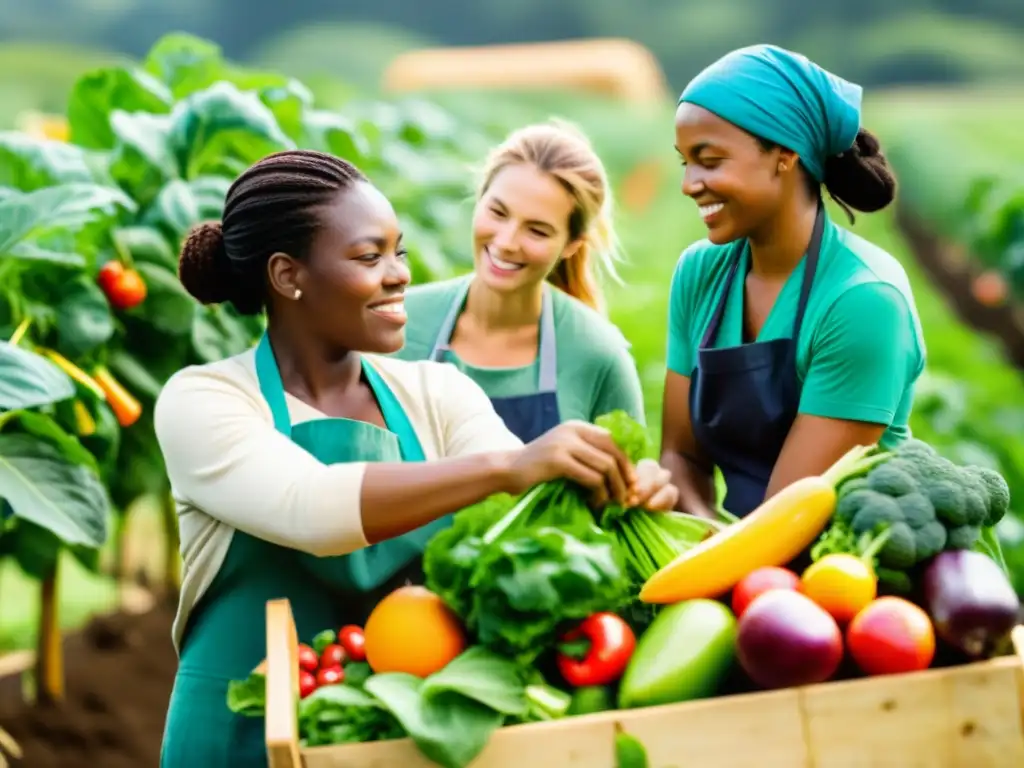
[429,279,561,443]
[689,204,825,518]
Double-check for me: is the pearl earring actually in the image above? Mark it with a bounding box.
[293,289,302,300]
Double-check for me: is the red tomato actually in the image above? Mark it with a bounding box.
[297,643,319,673]
[316,665,345,687]
[732,567,801,617]
[338,625,366,662]
[556,612,636,687]
[299,670,318,699]
[319,643,346,669]
[97,261,147,310]
[846,597,936,676]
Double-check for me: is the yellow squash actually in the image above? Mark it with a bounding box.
[639,475,838,604]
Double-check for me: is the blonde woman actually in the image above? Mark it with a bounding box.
[395,121,645,442]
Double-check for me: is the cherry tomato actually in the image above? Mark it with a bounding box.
[316,665,345,687]
[338,625,366,662]
[97,261,147,310]
[299,670,317,699]
[319,643,347,669]
[297,643,319,673]
[556,612,636,687]
[97,261,124,293]
[731,566,801,618]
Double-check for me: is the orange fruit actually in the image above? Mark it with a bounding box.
[800,554,877,624]
[363,585,467,677]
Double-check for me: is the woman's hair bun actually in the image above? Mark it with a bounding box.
[179,221,233,305]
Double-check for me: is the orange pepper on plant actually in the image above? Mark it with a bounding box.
[91,365,142,427]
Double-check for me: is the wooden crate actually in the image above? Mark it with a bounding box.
[263,599,1024,768]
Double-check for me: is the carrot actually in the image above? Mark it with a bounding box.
[639,445,889,604]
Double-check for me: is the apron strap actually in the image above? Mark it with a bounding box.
[789,202,826,344]
[255,332,292,437]
[699,202,826,352]
[361,358,427,462]
[428,278,558,394]
[536,287,557,393]
[427,277,471,363]
[700,254,743,350]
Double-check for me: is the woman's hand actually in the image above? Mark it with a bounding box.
[504,420,636,506]
[627,458,680,511]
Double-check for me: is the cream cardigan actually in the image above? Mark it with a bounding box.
[153,348,522,653]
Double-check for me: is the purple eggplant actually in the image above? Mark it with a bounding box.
[922,549,1021,659]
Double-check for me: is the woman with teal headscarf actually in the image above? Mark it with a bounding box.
[660,45,926,520]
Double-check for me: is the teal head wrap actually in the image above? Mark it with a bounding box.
[678,45,862,182]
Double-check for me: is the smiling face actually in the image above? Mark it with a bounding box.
[674,102,799,244]
[471,162,581,295]
[268,180,411,354]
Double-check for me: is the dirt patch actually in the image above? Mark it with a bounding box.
[0,602,177,768]
[896,205,1024,370]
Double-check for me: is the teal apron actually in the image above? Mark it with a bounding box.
[159,335,453,767]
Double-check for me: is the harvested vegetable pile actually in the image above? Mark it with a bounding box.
[225,428,1022,768]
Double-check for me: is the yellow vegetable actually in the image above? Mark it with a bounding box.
[639,445,887,605]
[38,348,107,401]
[73,400,97,437]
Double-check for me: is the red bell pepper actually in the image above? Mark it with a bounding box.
[556,612,636,687]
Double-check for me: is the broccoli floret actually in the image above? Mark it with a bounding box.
[914,520,948,560]
[945,525,980,551]
[926,480,966,526]
[867,463,919,497]
[894,438,938,461]
[896,491,937,529]
[847,491,904,534]
[956,471,990,527]
[876,522,917,570]
[968,466,1011,526]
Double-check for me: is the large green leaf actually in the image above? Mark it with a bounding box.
[189,176,230,221]
[0,341,74,411]
[258,80,315,143]
[168,82,296,180]
[124,261,196,336]
[0,132,102,191]
[108,111,178,206]
[192,305,258,363]
[11,410,99,475]
[0,184,136,267]
[143,33,229,100]
[141,179,202,244]
[55,277,114,358]
[0,432,109,548]
[67,66,173,149]
[114,225,177,270]
[301,110,371,165]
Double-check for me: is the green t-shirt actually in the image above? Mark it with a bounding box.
[666,214,926,449]
[393,276,646,426]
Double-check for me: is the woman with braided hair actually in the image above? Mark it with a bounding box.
[660,45,926,521]
[155,149,677,766]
